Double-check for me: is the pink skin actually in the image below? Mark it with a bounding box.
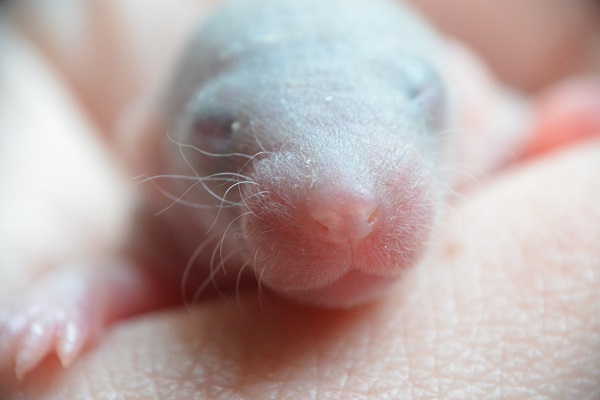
[5,0,595,381]
[526,78,600,156]
[0,262,172,379]
[408,0,600,91]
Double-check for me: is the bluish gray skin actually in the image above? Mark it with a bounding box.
[155,0,450,307]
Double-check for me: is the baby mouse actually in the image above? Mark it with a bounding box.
[1,0,534,378]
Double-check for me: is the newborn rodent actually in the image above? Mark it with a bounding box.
[143,0,451,307]
[4,0,538,379]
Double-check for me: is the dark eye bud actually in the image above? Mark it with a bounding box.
[191,111,239,154]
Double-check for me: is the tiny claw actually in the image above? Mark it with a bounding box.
[56,320,85,368]
[15,319,56,379]
[0,259,164,378]
[0,312,16,368]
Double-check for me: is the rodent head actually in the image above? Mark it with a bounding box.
[166,42,448,306]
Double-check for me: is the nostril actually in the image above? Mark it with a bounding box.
[315,219,330,232]
[350,205,378,240]
[367,208,379,224]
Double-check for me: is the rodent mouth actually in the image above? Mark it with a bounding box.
[274,269,399,308]
[243,202,428,294]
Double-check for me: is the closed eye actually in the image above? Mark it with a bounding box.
[403,62,446,130]
[192,110,239,154]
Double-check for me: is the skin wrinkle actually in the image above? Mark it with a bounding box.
[2,250,596,396]
[397,145,600,397]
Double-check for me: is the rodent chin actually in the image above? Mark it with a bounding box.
[277,270,401,308]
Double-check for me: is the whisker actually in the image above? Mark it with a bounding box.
[239,190,270,218]
[190,261,225,307]
[193,247,243,306]
[207,181,259,232]
[186,178,248,208]
[182,233,219,310]
[206,213,249,292]
[235,261,252,310]
[154,180,207,216]
[167,130,267,160]
[140,172,255,183]
[133,174,227,185]
[238,150,271,173]
[216,212,253,274]
[249,120,271,155]
[255,255,267,312]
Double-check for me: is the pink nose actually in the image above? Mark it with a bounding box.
[310,200,379,243]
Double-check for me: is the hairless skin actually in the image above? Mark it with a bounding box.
[1,0,537,379]
[151,0,451,306]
